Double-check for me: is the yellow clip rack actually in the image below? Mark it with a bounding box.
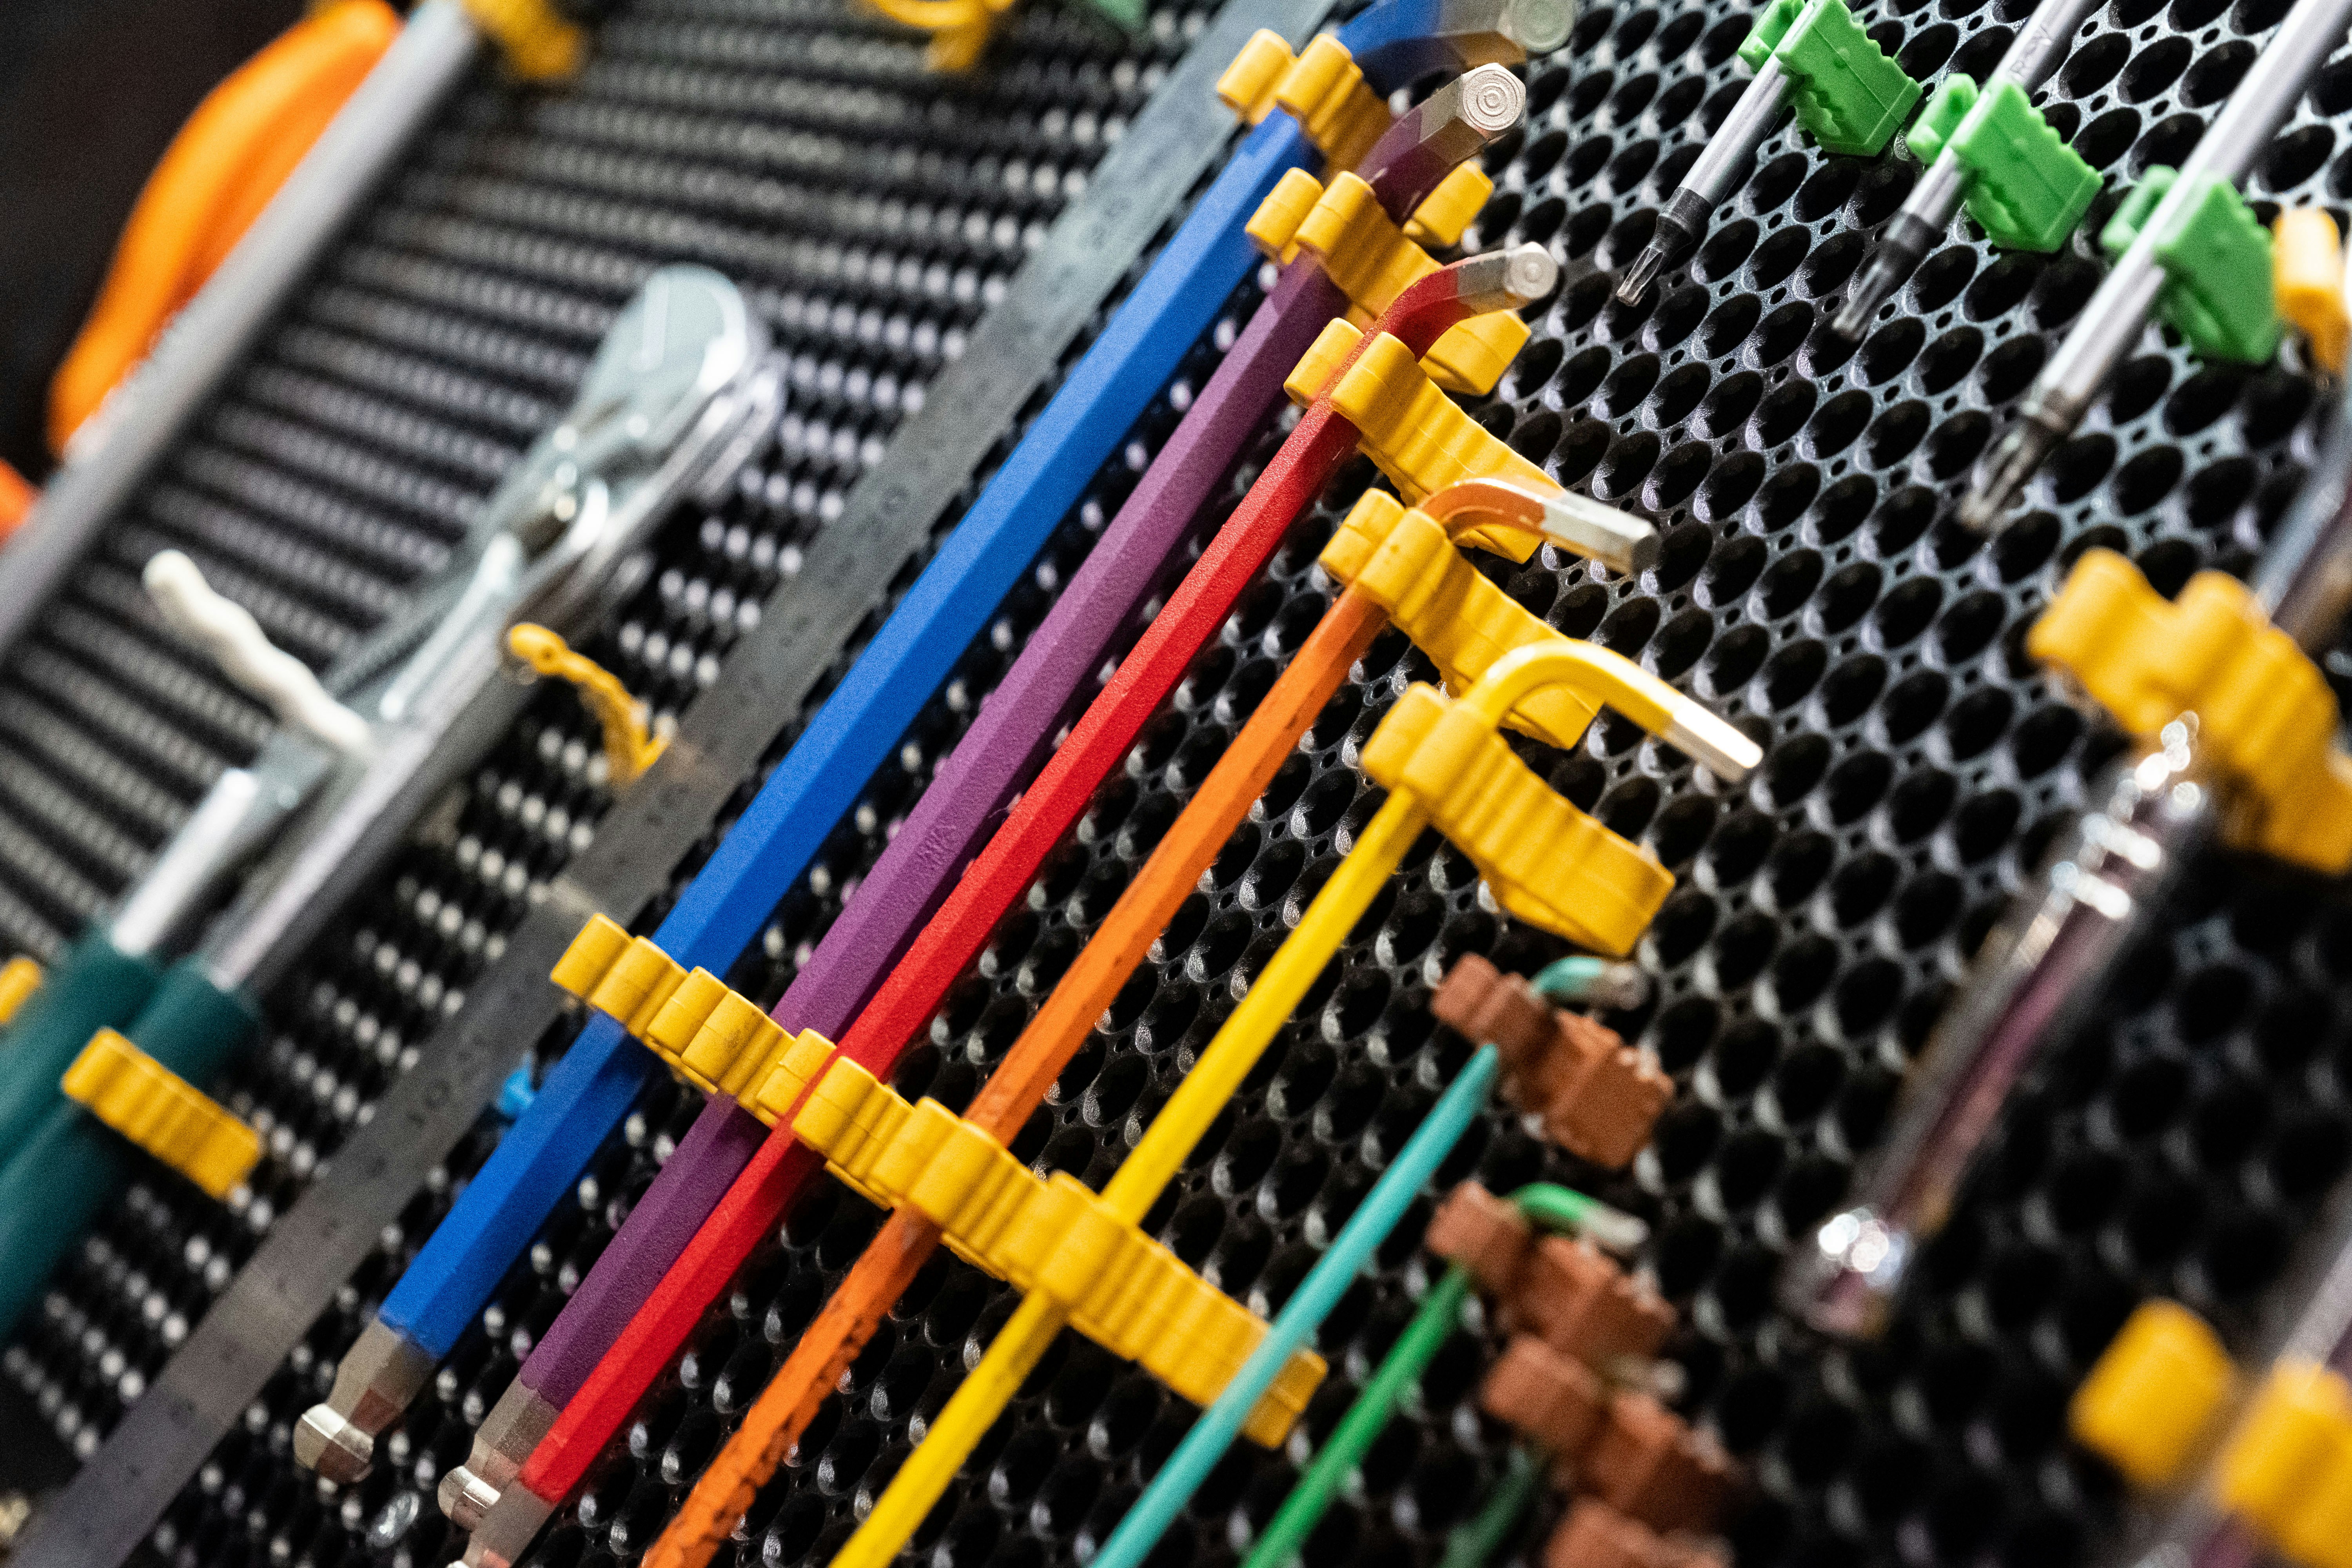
[785,1056,1324,1445]
[62,1029,263,1200]
[1322,491,1597,753]
[1217,32,1391,168]
[549,915,826,1105]
[1250,171,1524,396]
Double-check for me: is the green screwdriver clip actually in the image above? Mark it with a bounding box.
[1906,76,2100,251]
[2102,167,2280,363]
[1738,0,1923,156]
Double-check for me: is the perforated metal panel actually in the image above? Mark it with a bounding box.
[16,2,2352,1568]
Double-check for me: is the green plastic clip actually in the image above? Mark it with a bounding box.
[1737,0,1922,156]
[2100,167,2279,364]
[1906,76,2100,252]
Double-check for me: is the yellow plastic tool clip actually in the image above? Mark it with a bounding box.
[1363,682,1673,955]
[549,916,829,1103]
[456,0,584,80]
[1250,171,1525,396]
[1287,321,1556,564]
[2029,549,2352,873]
[1216,30,1299,124]
[1321,491,1598,753]
[786,1054,1325,1445]
[2217,1363,2352,1559]
[0,956,41,1026]
[508,624,667,786]
[62,1030,263,1200]
[863,0,1010,72]
[2274,208,2348,376]
[1218,31,1392,169]
[2069,1298,2236,1490]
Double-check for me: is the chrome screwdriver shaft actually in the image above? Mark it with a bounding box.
[1961,0,2352,529]
[1831,0,2103,339]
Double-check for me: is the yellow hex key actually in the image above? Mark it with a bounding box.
[824,638,1760,1568]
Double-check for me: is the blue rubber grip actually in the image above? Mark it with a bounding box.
[0,928,164,1157]
[378,109,1319,1361]
[1087,1045,1502,1568]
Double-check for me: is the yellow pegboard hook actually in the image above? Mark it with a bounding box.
[506,624,667,786]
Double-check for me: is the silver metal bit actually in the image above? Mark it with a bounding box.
[1960,0,2352,528]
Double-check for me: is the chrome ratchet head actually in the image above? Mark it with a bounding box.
[377,267,780,720]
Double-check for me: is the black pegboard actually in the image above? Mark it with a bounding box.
[20,2,2352,1568]
[0,0,1207,1484]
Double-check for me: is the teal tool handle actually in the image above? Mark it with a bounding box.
[0,959,260,1341]
[0,1099,138,1340]
[111,957,263,1083]
[0,929,164,1155]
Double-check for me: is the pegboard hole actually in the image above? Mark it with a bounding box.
[1696,218,1760,283]
[1806,390,1873,458]
[1859,319,1927,385]
[1871,768,1951,852]
[1648,363,1714,426]
[1964,254,2040,319]
[2181,37,2257,109]
[1760,832,1833,915]
[2135,112,2205,172]
[2061,33,2130,96]
[1751,301,1816,367]
[1977,335,2047,403]
[1819,655,1888,727]
[2120,35,2191,100]
[1743,153,1809,217]
[1700,296,1764,361]
[2267,125,2337,191]
[2048,434,2118,504]
[1911,246,1978,314]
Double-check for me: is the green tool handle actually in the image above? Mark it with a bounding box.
[0,959,260,1342]
[0,929,164,1155]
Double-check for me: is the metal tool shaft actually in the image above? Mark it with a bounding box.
[1833,0,2102,338]
[1797,385,2352,1339]
[1616,58,1787,303]
[1964,0,2352,526]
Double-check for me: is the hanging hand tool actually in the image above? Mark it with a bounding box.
[1789,383,2352,1340]
[1831,0,2103,339]
[1614,0,1922,305]
[0,265,781,1345]
[1959,0,2352,529]
[291,0,1568,1489]
[443,246,1586,1568]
